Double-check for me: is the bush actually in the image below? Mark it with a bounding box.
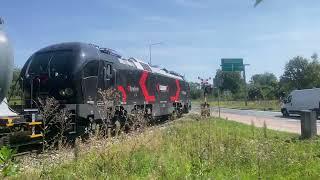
[0,146,19,177]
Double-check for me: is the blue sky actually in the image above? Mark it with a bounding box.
[1,0,320,82]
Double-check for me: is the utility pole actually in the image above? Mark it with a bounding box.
[148,42,163,65]
[218,87,221,118]
[216,76,223,118]
[149,45,151,65]
[243,64,250,106]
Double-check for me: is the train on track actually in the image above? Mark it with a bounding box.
[0,42,191,147]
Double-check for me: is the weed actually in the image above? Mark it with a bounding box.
[263,120,268,138]
[0,146,19,177]
[15,115,320,179]
[251,120,255,138]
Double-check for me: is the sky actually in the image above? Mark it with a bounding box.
[1,0,320,82]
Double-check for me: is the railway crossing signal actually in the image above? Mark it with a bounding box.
[198,77,212,95]
[198,76,212,117]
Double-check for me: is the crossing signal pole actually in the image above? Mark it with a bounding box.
[198,76,212,117]
[198,76,212,103]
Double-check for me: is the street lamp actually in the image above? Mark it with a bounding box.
[243,64,250,106]
[148,42,163,65]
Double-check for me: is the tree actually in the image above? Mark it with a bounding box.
[248,85,263,100]
[279,56,310,91]
[311,53,318,61]
[279,55,320,93]
[189,82,202,99]
[249,72,279,100]
[214,69,244,95]
[7,68,22,99]
[254,0,263,7]
[305,56,320,88]
[251,72,277,86]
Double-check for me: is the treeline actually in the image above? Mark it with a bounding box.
[8,68,22,99]
[191,53,320,100]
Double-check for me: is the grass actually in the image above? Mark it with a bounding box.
[15,115,320,179]
[193,100,281,111]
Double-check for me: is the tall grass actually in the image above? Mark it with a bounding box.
[17,116,320,179]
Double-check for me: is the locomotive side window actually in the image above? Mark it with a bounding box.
[104,64,112,79]
[101,62,114,89]
[83,61,99,77]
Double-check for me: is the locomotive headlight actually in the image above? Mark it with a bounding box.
[59,89,66,96]
[59,88,73,97]
[65,88,74,96]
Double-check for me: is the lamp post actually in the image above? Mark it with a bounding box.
[243,64,250,106]
[148,42,163,65]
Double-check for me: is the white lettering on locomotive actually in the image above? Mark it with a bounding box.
[159,85,168,92]
[127,86,140,93]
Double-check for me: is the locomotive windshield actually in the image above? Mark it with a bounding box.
[28,50,74,77]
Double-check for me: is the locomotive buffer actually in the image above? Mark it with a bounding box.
[0,100,43,147]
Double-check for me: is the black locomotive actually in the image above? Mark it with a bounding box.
[17,42,191,136]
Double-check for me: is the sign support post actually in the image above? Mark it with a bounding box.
[243,64,250,106]
[214,77,222,118]
[220,58,249,106]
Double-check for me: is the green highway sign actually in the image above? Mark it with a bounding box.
[221,58,244,72]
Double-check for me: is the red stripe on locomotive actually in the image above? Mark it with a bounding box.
[139,71,155,103]
[117,85,127,103]
[170,79,181,102]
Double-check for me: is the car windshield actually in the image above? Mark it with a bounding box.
[283,95,292,103]
[28,50,74,77]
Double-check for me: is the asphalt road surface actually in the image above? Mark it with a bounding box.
[210,107,300,120]
[192,105,319,134]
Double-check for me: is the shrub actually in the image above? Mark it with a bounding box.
[0,146,19,177]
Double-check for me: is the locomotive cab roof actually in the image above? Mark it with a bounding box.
[24,42,185,81]
[119,57,184,80]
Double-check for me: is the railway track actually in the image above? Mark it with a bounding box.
[14,114,195,173]
[8,114,185,159]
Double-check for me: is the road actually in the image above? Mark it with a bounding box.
[192,106,319,134]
